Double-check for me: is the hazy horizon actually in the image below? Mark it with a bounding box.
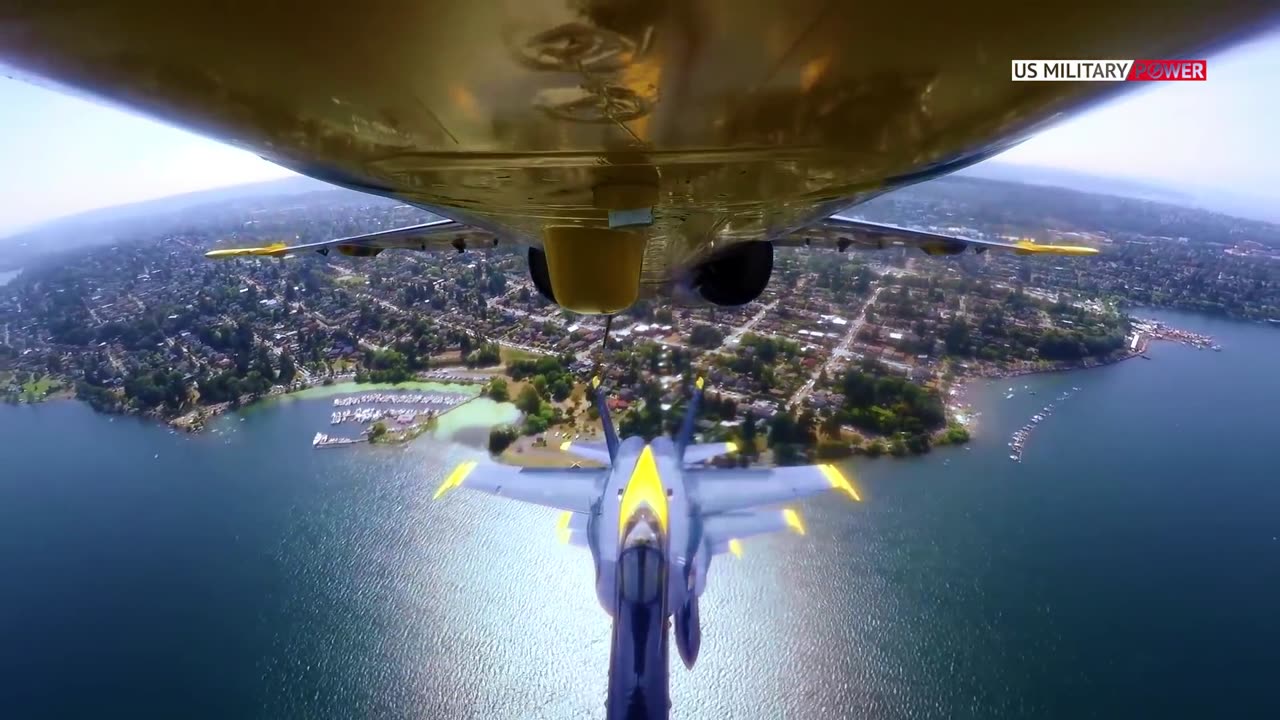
[2,26,1277,235]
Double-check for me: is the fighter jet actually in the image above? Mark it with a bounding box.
[433,376,860,720]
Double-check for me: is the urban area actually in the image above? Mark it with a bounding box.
[2,175,1274,462]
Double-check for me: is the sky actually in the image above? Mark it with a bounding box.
[1,26,1277,236]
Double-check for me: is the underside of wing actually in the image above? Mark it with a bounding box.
[205,218,499,260]
[776,215,1099,257]
[433,460,602,513]
[692,464,859,515]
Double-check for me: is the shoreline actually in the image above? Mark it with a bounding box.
[169,377,485,432]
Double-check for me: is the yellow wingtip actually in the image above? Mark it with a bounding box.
[204,243,290,259]
[782,507,806,536]
[559,441,573,452]
[724,441,738,454]
[1015,240,1099,256]
[433,461,477,500]
[555,510,573,544]
[695,376,705,390]
[820,464,862,502]
[728,538,743,558]
[591,376,601,389]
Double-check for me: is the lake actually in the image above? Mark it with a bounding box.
[0,309,1276,719]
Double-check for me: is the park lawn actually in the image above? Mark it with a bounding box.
[499,345,541,365]
[22,374,60,397]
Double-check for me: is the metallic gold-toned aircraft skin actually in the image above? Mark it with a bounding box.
[1,2,1275,310]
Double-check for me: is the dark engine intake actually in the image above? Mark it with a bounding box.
[691,241,773,307]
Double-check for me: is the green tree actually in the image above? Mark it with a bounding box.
[820,413,843,439]
[278,352,297,384]
[488,425,518,454]
[939,425,970,445]
[488,377,509,402]
[522,414,549,436]
[768,412,796,448]
[740,411,758,458]
[369,421,388,440]
[516,385,543,415]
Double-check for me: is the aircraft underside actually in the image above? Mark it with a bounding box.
[3,2,1273,314]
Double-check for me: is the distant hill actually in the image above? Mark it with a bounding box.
[958,163,1192,205]
[959,162,1280,224]
[0,176,368,262]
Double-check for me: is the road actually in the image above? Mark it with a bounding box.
[787,283,884,409]
[724,298,780,346]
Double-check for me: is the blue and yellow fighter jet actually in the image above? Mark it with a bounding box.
[434,377,860,720]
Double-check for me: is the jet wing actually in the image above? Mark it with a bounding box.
[205,218,497,259]
[692,464,859,514]
[682,442,739,465]
[433,460,602,513]
[778,215,1099,257]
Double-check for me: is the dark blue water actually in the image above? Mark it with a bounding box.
[1,309,1277,719]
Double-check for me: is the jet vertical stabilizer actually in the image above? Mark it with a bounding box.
[592,375,620,462]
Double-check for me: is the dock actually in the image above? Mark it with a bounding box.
[313,431,367,448]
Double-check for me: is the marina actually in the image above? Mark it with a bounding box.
[1009,386,1081,462]
[331,406,440,426]
[315,391,477,447]
[331,392,467,407]
[1131,318,1220,351]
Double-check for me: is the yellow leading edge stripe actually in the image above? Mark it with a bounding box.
[782,508,806,535]
[433,461,477,499]
[204,243,290,259]
[727,539,743,558]
[1015,240,1099,256]
[819,464,861,501]
[556,510,574,544]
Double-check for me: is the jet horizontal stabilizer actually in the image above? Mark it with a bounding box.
[682,442,738,465]
[692,463,860,514]
[703,507,806,546]
[559,440,612,466]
